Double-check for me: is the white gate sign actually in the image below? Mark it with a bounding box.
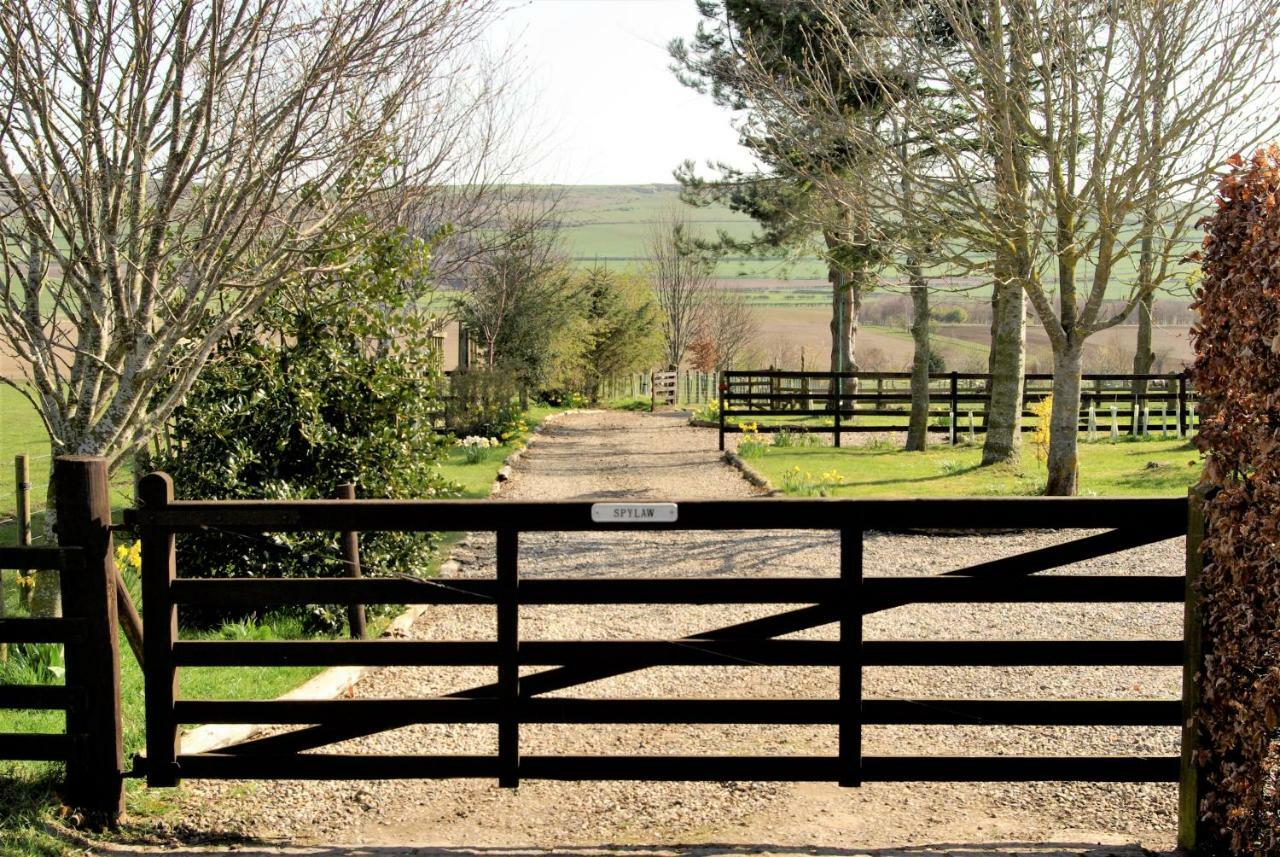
[590,502,679,523]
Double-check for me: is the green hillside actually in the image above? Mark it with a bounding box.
[557,185,827,279]
[553,184,1199,299]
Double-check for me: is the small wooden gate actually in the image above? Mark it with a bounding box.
[129,480,1193,801]
[651,370,678,407]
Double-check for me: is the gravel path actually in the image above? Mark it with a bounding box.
[117,410,1182,857]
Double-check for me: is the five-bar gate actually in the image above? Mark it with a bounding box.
[129,475,1193,796]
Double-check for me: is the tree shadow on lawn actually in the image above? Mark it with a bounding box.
[94,840,1175,856]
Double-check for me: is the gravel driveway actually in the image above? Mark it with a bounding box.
[116,410,1182,857]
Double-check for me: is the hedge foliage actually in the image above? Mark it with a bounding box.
[1191,147,1280,856]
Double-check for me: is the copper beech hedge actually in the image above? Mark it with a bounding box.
[1191,146,1280,856]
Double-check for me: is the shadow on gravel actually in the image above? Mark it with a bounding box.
[98,842,1175,856]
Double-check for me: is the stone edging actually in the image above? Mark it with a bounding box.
[723,450,779,495]
[183,410,572,753]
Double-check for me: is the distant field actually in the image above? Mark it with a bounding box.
[557,185,827,279]
[555,185,1198,298]
[743,304,1193,374]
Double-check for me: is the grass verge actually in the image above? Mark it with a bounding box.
[745,436,1202,497]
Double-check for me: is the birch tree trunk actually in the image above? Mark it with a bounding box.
[1046,342,1084,495]
[907,273,931,451]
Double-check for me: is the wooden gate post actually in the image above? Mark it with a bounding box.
[1178,486,1208,852]
[139,472,181,788]
[337,483,367,639]
[53,456,125,824]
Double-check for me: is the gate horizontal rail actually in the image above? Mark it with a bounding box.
[126,496,1185,532]
[168,638,1185,668]
[132,479,1189,794]
[165,574,1183,606]
[173,697,1180,726]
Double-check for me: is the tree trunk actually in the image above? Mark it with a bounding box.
[982,275,1026,465]
[1132,280,1155,395]
[828,265,856,376]
[1046,342,1084,496]
[906,274,930,452]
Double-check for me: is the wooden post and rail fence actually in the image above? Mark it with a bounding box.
[0,457,1215,848]
[717,370,1196,451]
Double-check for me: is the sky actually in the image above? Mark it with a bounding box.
[490,0,756,185]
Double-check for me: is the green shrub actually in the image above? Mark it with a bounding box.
[445,367,523,437]
[152,227,454,633]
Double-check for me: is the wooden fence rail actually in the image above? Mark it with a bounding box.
[717,370,1196,449]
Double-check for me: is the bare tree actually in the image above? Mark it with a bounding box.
[648,209,714,369]
[696,289,760,371]
[0,0,498,473]
[787,0,1280,492]
[452,203,572,376]
[0,0,499,612]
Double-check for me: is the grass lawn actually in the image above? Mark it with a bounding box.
[746,436,1202,498]
[1,385,53,528]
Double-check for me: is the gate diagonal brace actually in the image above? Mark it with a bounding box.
[210,526,1176,758]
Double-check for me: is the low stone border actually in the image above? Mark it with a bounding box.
[723,450,778,495]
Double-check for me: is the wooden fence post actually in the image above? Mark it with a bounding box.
[949,372,959,446]
[15,454,31,547]
[337,483,367,640]
[53,456,124,824]
[833,375,843,448]
[1179,486,1208,851]
[1178,371,1190,438]
[718,376,727,452]
[139,472,181,788]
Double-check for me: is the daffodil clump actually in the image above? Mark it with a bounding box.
[737,422,768,458]
[459,435,502,464]
[781,466,845,497]
[693,398,720,422]
[114,540,142,575]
